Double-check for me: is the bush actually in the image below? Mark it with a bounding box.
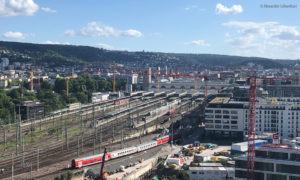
[60,173,67,180]
[67,171,74,180]
[48,128,58,135]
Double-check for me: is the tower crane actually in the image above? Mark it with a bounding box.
[30,66,34,92]
[247,74,257,180]
[65,75,76,96]
[113,63,116,93]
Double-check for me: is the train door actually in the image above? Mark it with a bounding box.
[78,161,82,168]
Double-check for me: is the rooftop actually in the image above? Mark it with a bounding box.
[257,143,300,153]
[189,166,226,171]
[209,97,300,106]
[199,163,223,167]
[210,97,230,104]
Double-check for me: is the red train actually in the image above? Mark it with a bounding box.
[114,98,130,105]
[168,109,175,115]
[72,132,181,168]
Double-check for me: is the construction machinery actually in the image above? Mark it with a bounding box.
[99,148,107,180]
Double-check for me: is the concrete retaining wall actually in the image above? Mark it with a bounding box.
[123,158,158,180]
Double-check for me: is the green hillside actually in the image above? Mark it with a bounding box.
[0,41,299,68]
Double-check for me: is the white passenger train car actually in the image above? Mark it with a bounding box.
[110,146,138,159]
[136,141,157,152]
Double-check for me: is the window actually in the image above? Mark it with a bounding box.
[215,125,221,128]
[231,126,238,129]
[205,109,213,113]
[231,110,238,114]
[223,120,230,124]
[231,121,238,124]
[215,115,222,118]
[255,161,274,171]
[231,116,238,119]
[205,115,214,118]
[235,170,246,178]
[223,115,230,119]
[206,125,214,128]
[276,164,300,174]
[223,125,229,129]
[235,160,247,168]
[254,172,265,180]
[266,174,287,180]
[223,110,230,114]
[290,153,300,161]
[256,150,268,158]
[290,176,300,180]
[191,171,197,174]
[206,120,213,123]
[215,110,221,113]
[215,120,221,124]
[269,151,288,160]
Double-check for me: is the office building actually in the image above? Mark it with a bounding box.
[235,143,300,180]
[205,97,300,139]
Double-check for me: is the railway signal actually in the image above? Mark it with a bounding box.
[77,135,80,157]
[11,153,14,180]
[22,137,24,168]
[37,148,39,171]
[99,125,102,153]
[3,130,6,151]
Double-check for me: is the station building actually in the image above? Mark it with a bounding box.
[17,101,45,121]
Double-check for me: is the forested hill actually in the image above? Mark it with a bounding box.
[0,40,299,68]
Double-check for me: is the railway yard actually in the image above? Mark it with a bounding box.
[0,91,203,180]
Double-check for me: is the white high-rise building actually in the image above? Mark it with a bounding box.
[1,58,9,70]
[205,97,300,139]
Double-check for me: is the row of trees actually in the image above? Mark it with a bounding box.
[0,75,127,125]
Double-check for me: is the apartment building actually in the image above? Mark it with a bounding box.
[205,97,300,139]
[235,144,300,180]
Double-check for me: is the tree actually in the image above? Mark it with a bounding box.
[41,81,53,90]
[54,78,66,94]
[0,90,14,124]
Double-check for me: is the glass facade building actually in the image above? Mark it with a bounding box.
[235,145,300,180]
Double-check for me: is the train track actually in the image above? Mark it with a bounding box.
[0,98,145,149]
[0,96,177,179]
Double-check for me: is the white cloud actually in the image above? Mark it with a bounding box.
[96,43,113,50]
[216,3,243,15]
[70,22,143,38]
[0,0,39,17]
[64,29,76,37]
[41,7,56,13]
[43,41,70,45]
[223,21,300,59]
[120,29,142,37]
[185,40,210,47]
[185,5,198,11]
[3,31,27,40]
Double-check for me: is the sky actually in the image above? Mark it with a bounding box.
[0,0,300,59]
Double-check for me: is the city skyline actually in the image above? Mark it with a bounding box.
[0,0,300,59]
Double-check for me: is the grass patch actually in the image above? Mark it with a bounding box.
[68,128,81,137]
